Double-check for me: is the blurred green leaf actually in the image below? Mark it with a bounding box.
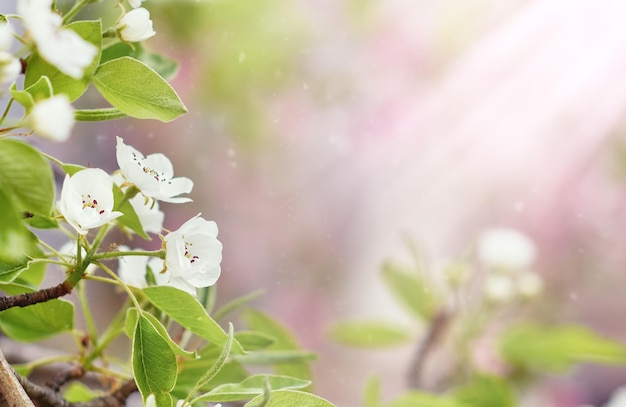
[175,358,248,396]
[0,191,32,263]
[0,283,73,341]
[242,310,312,381]
[197,375,311,403]
[500,323,626,373]
[213,289,264,321]
[381,261,438,322]
[387,391,468,407]
[452,375,516,407]
[245,389,336,407]
[232,350,317,365]
[0,138,55,217]
[329,320,412,347]
[63,382,102,403]
[132,314,177,400]
[235,331,276,351]
[363,376,382,407]
[24,20,102,101]
[143,286,244,353]
[11,76,53,110]
[93,57,187,122]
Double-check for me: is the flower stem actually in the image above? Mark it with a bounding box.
[97,262,142,312]
[0,98,15,127]
[92,249,165,261]
[76,281,98,348]
[61,0,93,25]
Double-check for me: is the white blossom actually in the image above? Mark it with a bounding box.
[484,274,515,304]
[116,137,193,203]
[112,172,164,234]
[17,0,97,79]
[117,246,167,288]
[29,95,75,141]
[56,168,123,235]
[517,271,544,298]
[128,0,144,8]
[163,215,222,296]
[0,51,21,85]
[0,22,14,51]
[117,8,156,43]
[478,227,537,270]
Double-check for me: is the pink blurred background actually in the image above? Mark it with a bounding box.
[40,0,626,405]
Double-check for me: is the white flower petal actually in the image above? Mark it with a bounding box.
[18,0,97,78]
[56,168,122,234]
[117,8,156,42]
[116,137,193,203]
[478,227,537,270]
[163,215,223,296]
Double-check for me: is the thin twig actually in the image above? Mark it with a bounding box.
[407,310,452,389]
[0,281,73,311]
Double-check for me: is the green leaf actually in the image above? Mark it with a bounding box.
[0,283,74,341]
[0,242,46,286]
[235,331,276,351]
[500,323,626,373]
[142,286,244,353]
[387,391,468,407]
[113,183,149,239]
[381,261,438,321]
[242,310,312,381]
[10,77,54,110]
[245,390,337,407]
[126,308,196,359]
[175,358,248,396]
[0,191,32,263]
[0,138,55,217]
[453,375,516,407]
[132,314,177,400]
[329,320,412,347]
[100,42,179,80]
[189,323,234,395]
[197,375,311,403]
[93,57,187,122]
[24,20,102,101]
[61,163,85,176]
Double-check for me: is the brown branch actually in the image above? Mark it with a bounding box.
[17,373,137,407]
[0,348,35,407]
[0,281,73,311]
[45,365,85,393]
[407,310,452,389]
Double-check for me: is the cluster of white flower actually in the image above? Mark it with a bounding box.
[56,138,222,297]
[477,227,544,304]
[2,0,156,142]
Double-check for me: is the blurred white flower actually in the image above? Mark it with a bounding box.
[29,95,74,141]
[59,240,97,274]
[0,22,14,51]
[0,51,21,84]
[17,0,97,79]
[606,387,626,407]
[164,214,222,296]
[117,246,167,288]
[116,8,156,42]
[128,0,144,8]
[145,395,156,407]
[56,168,123,235]
[484,274,515,303]
[517,270,543,298]
[116,137,193,203]
[478,227,537,270]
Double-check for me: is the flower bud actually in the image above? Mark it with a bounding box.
[0,51,20,84]
[29,95,75,142]
[117,8,156,42]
